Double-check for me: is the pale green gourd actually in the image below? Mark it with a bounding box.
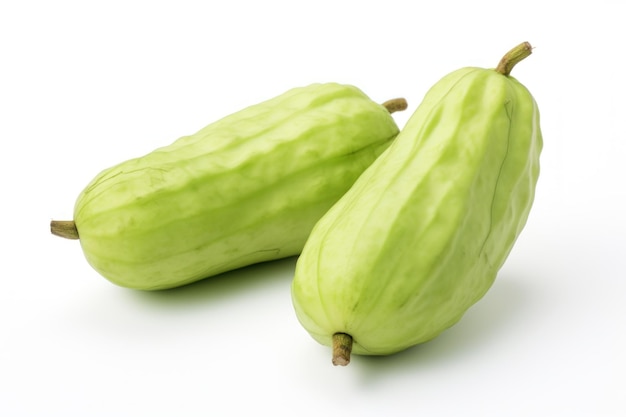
[291,43,542,365]
[51,83,406,290]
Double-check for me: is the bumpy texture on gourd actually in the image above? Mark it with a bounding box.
[55,83,404,290]
[291,43,542,364]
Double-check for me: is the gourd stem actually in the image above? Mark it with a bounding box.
[382,98,408,114]
[495,42,533,76]
[332,333,353,366]
[50,220,79,240]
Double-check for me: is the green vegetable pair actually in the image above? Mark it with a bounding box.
[52,42,542,366]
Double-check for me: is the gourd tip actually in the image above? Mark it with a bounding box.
[382,98,408,114]
[332,333,353,366]
[50,220,80,240]
[495,41,533,76]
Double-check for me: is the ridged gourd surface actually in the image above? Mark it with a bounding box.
[292,68,542,355]
[74,83,400,290]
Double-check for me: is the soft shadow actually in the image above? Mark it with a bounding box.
[123,256,298,309]
[354,273,532,378]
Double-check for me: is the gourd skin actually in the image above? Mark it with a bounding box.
[73,83,401,290]
[291,67,542,356]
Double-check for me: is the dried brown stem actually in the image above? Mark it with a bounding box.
[382,98,408,114]
[332,333,353,366]
[50,220,79,239]
[495,42,533,76]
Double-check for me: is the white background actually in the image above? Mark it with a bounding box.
[2,0,625,416]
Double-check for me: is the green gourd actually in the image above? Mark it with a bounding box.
[51,83,406,290]
[291,43,542,365]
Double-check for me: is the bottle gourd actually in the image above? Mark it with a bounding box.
[51,83,407,290]
[291,43,543,365]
